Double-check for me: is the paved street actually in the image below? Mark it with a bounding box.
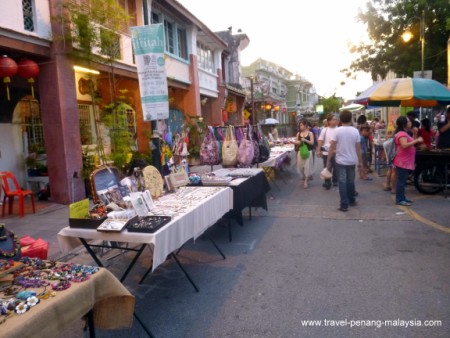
[2,162,450,337]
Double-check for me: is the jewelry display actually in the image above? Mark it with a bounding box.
[0,259,99,324]
[147,187,224,219]
[127,216,172,233]
[0,259,13,271]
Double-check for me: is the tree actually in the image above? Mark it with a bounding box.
[319,95,341,115]
[54,0,134,168]
[343,0,450,84]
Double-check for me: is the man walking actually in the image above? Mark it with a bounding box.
[327,110,362,212]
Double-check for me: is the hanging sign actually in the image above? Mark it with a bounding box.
[130,24,169,121]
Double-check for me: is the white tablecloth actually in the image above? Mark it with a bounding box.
[58,187,233,272]
[259,145,296,168]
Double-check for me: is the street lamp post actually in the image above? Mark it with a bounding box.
[250,76,255,125]
[402,10,425,78]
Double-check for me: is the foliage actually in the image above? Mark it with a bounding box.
[52,0,134,177]
[187,119,205,159]
[101,98,136,171]
[60,0,131,70]
[122,151,152,177]
[343,0,450,84]
[318,95,342,115]
[81,147,97,179]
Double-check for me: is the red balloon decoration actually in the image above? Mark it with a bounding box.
[17,59,39,98]
[0,55,18,101]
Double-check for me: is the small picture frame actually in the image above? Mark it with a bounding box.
[129,193,149,217]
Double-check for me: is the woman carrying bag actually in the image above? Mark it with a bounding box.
[295,119,314,189]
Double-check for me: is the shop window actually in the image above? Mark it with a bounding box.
[197,42,214,73]
[15,98,45,153]
[78,104,97,145]
[151,12,160,24]
[177,28,187,60]
[151,10,188,61]
[164,20,175,54]
[22,0,34,32]
[78,104,136,146]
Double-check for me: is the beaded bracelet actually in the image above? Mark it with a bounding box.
[0,259,13,271]
[51,281,71,291]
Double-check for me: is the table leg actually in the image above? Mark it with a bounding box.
[78,238,146,283]
[204,233,226,260]
[79,238,104,268]
[133,312,156,338]
[120,244,146,283]
[445,160,448,199]
[85,310,96,338]
[170,253,199,292]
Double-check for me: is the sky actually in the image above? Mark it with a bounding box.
[176,0,375,100]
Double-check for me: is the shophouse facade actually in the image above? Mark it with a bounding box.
[0,0,229,204]
[242,59,318,135]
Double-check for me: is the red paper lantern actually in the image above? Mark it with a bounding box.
[17,59,39,98]
[0,55,18,101]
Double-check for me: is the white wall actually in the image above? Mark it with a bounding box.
[0,0,52,40]
[0,124,26,187]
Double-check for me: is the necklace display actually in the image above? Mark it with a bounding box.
[149,187,224,218]
[0,257,99,323]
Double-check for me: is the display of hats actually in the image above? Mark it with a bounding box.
[142,165,164,198]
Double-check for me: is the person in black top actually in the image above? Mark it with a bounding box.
[406,111,420,138]
[437,107,450,149]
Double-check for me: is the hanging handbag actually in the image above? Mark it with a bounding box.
[257,123,270,163]
[200,126,220,165]
[250,125,260,165]
[299,142,310,160]
[222,125,239,166]
[238,128,255,166]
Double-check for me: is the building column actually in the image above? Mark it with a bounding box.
[39,55,84,204]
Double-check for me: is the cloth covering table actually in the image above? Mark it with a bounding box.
[58,187,233,273]
[225,170,270,226]
[259,145,296,188]
[1,267,134,338]
[259,145,296,169]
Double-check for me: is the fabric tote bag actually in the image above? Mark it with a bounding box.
[222,125,239,166]
[200,126,220,165]
[238,129,255,166]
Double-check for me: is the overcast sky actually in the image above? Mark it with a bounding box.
[176,0,374,100]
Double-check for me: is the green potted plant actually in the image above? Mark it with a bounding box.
[187,118,205,166]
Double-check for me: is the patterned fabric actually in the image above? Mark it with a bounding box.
[200,126,220,165]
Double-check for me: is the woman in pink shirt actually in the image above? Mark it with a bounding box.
[393,116,423,206]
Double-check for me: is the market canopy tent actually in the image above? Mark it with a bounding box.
[339,103,365,111]
[354,78,450,107]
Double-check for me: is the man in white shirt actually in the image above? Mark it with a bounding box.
[327,110,362,212]
[317,114,338,189]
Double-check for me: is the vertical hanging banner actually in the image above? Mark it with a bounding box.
[130,24,169,121]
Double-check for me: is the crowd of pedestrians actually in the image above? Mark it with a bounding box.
[292,105,450,210]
